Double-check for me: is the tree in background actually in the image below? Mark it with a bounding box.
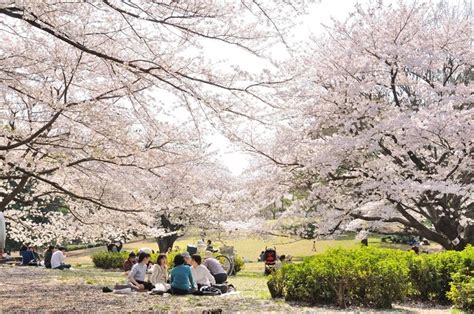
[245,1,473,250]
[0,1,304,245]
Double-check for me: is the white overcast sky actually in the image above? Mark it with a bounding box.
[213,0,363,175]
[216,0,465,175]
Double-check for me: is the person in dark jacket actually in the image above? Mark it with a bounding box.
[44,246,55,269]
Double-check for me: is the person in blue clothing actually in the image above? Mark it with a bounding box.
[170,254,195,295]
[21,246,39,266]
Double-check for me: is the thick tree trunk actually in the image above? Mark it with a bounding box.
[156,214,184,253]
[156,234,179,253]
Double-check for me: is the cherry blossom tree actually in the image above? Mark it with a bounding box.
[247,1,473,250]
[0,0,304,246]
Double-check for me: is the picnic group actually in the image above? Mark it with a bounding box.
[5,241,234,296]
[114,249,232,296]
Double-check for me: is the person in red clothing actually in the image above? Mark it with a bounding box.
[123,252,136,272]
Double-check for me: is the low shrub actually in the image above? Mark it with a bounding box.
[408,245,474,303]
[282,247,411,308]
[269,246,474,309]
[91,251,129,269]
[231,255,245,275]
[91,248,246,275]
[65,243,103,251]
[447,267,474,310]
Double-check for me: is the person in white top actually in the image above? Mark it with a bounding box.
[50,247,71,270]
[149,254,169,285]
[190,254,215,288]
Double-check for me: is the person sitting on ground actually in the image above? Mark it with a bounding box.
[149,254,169,285]
[206,240,217,253]
[170,254,195,295]
[44,246,55,269]
[51,247,71,270]
[191,254,215,289]
[123,252,136,272]
[128,252,154,291]
[2,250,11,261]
[32,247,40,260]
[258,251,265,262]
[203,251,227,284]
[20,246,34,266]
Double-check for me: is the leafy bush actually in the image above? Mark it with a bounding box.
[269,246,474,309]
[231,255,245,275]
[66,243,103,251]
[91,251,129,269]
[408,246,474,303]
[92,250,161,269]
[268,266,287,298]
[282,247,411,308]
[447,268,474,310]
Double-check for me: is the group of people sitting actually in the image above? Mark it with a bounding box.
[19,245,71,270]
[117,250,228,295]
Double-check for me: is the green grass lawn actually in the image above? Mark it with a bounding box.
[52,235,445,313]
[65,234,388,300]
[64,235,364,298]
[68,234,419,266]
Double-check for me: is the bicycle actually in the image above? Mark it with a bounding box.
[215,245,235,276]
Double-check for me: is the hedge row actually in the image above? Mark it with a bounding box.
[268,246,474,310]
[91,251,179,269]
[91,250,244,274]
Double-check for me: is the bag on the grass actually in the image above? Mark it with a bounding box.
[151,282,169,294]
[212,284,228,294]
[195,286,222,296]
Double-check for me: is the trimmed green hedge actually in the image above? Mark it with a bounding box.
[268,246,474,309]
[91,250,245,275]
[65,243,103,251]
[91,251,129,269]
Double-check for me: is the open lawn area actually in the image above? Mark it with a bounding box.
[66,234,441,265]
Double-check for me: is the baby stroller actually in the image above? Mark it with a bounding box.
[263,247,277,275]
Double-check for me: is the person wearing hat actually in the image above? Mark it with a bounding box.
[203,251,227,284]
[182,252,192,266]
[123,252,137,272]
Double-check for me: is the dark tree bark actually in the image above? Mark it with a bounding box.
[156,234,179,253]
[155,214,184,253]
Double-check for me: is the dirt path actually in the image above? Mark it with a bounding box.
[0,266,451,313]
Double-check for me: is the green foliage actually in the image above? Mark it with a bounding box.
[65,243,103,251]
[267,266,286,298]
[232,255,245,275]
[91,251,129,269]
[408,246,474,303]
[380,234,417,244]
[269,246,474,309]
[447,268,474,310]
[166,250,181,268]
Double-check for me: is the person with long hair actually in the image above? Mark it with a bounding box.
[149,254,169,285]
